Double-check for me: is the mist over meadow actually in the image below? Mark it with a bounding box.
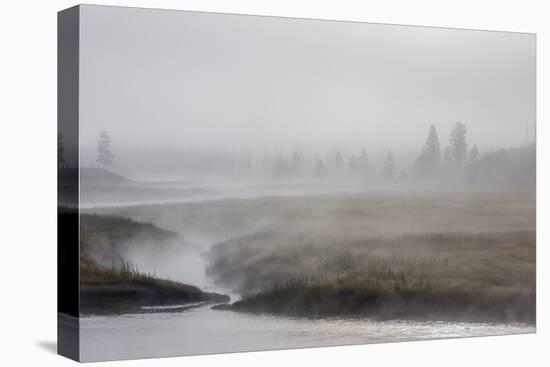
[63,7,536,360]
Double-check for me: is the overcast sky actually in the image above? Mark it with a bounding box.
[79,5,535,168]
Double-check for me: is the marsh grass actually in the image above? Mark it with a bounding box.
[80,260,229,314]
[209,230,535,323]
[225,274,535,323]
[80,259,157,282]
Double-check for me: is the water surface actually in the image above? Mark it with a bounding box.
[80,306,534,362]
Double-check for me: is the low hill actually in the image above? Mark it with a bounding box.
[59,167,131,186]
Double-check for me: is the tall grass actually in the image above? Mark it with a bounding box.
[81,260,157,283]
[209,230,535,323]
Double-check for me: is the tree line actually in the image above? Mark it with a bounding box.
[58,125,534,190]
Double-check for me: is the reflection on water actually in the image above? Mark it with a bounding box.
[80,305,534,362]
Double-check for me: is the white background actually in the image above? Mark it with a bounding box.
[0,0,547,365]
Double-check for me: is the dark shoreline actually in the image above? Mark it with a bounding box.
[214,283,535,325]
[80,265,230,315]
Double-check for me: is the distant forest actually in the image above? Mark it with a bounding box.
[59,123,535,191]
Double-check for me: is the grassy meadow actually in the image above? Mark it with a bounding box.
[89,191,535,323]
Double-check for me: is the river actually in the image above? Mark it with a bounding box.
[80,305,533,362]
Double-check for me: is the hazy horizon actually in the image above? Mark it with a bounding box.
[76,5,535,179]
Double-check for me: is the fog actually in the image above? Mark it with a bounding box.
[77,5,535,180]
[72,9,536,355]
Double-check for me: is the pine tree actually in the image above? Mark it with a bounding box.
[96,131,114,168]
[315,157,326,177]
[415,125,441,175]
[334,151,344,174]
[448,122,468,168]
[382,150,396,180]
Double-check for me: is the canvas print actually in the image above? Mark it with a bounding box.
[58,5,536,362]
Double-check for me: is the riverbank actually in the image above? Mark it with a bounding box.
[79,213,229,314]
[80,261,229,314]
[214,277,535,324]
